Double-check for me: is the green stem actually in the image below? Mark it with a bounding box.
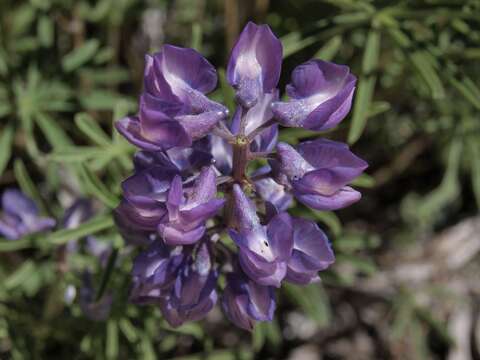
[95,248,119,302]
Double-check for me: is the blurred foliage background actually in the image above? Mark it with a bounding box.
[1,0,480,359]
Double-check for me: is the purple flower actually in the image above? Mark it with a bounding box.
[222,270,275,331]
[160,241,218,327]
[252,165,293,214]
[231,91,279,153]
[227,22,282,108]
[0,189,55,240]
[116,166,177,234]
[130,240,186,304]
[271,60,356,131]
[271,139,367,211]
[229,185,293,287]
[133,139,213,177]
[116,45,228,151]
[286,217,335,284]
[158,166,225,245]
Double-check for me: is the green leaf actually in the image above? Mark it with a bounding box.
[0,124,14,176]
[409,51,445,99]
[35,113,72,149]
[447,75,480,110]
[191,23,203,52]
[75,113,111,146]
[469,140,480,208]
[252,322,265,351]
[0,48,8,76]
[37,16,54,47]
[47,214,114,246]
[62,40,100,72]
[348,75,376,144]
[283,283,331,327]
[79,67,130,85]
[314,35,342,61]
[218,68,235,114]
[76,164,119,208]
[50,146,106,162]
[119,318,138,343]
[282,32,317,58]
[4,261,35,290]
[106,320,119,359]
[80,90,135,111]
[13,159,47,214]
[139,336,156,360]
[0,237,34,252]
[313,211,342,236]
[351,173,375,188]
[362,29,381,74]
[11,5,36,36]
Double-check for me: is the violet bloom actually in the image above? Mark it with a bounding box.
[158,166,225,245]
[271,139,368,211]
[116,45,228,151]
[227,22,282,108]
[116,21,367,330]
[160,241,218,327]
[286,217,335,284]
[130,240,186,304]
[229,185,293,287]
[222,270,275,331]
[0,189,55,240]
[271,60,356,131]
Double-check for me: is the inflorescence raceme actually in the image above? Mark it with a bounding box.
[114,22,368,330]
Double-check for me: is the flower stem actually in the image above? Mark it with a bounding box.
[232,136,249,183]
[95,248,118,302]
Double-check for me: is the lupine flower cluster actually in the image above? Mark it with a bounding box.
[115,22,367,330]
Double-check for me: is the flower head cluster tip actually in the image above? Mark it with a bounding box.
[115,22,367,330]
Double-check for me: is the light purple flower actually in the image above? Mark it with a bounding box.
[158,166,225,245]
[286,217,335,284]
[227,22,282,108]
[229,185,293,287]
[130,240,186,304]
[222,270,275,331]
[271,139,367,211]
[271,60,356,131]
[252,165,293,214]
[0,189,55,240]
[116,45,228,151]
[160,241,218,327]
